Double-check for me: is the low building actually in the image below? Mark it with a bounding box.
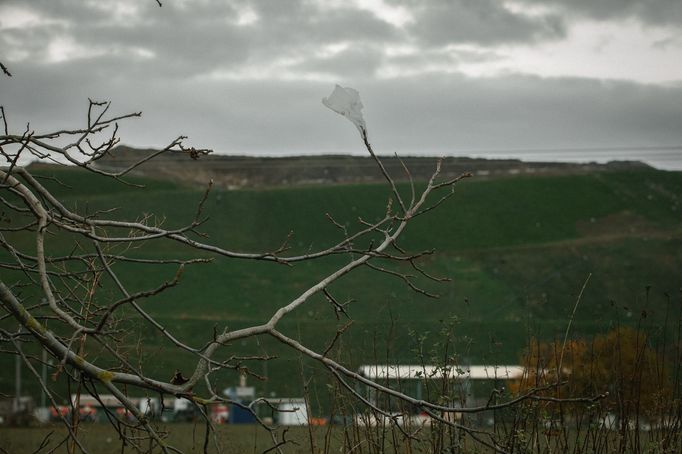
[261,398,309,426]
[356,364,525,417]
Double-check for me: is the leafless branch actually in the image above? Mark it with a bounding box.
[0,61,11,77]
[0,93,603,453]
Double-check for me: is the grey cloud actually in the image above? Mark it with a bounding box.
[243,2,401,54]
[653,34,682,49]
[399,0,566,46]
[292,45,386,79]
[518,0,682,26]
[4,60,681,159]
[1,26,60,61]
[1,0,680,169]
[1,0,401,79]
[383,47,500,73]
[363,75,682,154]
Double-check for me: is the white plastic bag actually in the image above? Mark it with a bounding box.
[322,84,366,133]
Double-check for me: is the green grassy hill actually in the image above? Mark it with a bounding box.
[2,164,681,405]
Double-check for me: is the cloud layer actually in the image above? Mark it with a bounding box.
[1,0,681,168]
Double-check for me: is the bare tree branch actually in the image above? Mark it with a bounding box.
[0,90,606,453]
[0,61,11,77]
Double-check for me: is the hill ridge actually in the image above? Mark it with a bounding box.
[90,145,651,189]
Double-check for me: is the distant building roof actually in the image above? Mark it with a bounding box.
[262,398,306,405]
[71,394,136,407]
[357,365,524,380]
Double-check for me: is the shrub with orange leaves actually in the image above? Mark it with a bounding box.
[511,327,674,418]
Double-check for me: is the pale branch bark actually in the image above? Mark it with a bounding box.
[7,166,393,263]
[0,98,602,453]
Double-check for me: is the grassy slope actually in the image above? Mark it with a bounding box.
[2,166,681,402]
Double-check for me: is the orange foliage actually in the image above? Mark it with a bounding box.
[512,327,673,417]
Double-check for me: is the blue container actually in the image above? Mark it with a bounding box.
[229,404,257,424]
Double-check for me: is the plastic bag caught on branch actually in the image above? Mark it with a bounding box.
[322,84,366,133]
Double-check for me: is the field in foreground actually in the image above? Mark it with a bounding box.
[2,420,679,454]
[1,423,310,453]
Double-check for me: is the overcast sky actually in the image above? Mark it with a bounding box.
[1,0,681,168]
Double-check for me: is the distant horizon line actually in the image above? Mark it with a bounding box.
[110,143,682,171]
